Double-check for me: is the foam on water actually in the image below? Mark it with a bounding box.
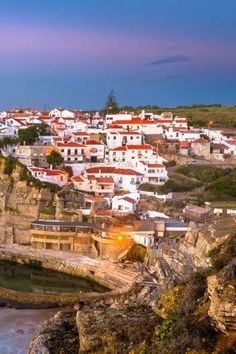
[0,308,56,354]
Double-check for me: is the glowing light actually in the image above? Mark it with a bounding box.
[118,236,123,241]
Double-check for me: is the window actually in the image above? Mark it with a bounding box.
[130,136,133,140]
[75,149,78,155]
[68,149,71,155]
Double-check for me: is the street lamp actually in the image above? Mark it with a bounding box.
[157,139,161,155]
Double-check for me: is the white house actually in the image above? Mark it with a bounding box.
[49,108,81,118]
[84,140,105,162]
[56,142,85,162]
[112,196,137,214]
[85,166,144,192]
[134,160,168,185]
[105,113,133,127]
[29,167,68,186]
[106,131,142,149]
[224,140,236,156]
[72,175,115,197]
[71,132,90,143]
[108,144,154,163]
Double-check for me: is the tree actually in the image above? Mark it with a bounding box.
[46,150,63,168]
[104,89,119,114]
[18,126,39,145]
[18,123,49,145]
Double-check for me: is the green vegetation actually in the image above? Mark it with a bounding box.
[4,206,20,214]
[207,176,236,199]
[175,165,225,183]
[160,172,203,193]
[119,104,236,127]
[158,165,236,201]
[152,234,236,353]
[0,156,61,193]
[18,123,49,145]
[3,156,17,175]
[139,183,162,193]
[103,89,119,114]
[46,150,63,168]
[0,137,19,149]
[123,244,147,263]
[26,259,42,269]
[41,204,56,215]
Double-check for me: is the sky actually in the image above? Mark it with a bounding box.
[0,0,236,110]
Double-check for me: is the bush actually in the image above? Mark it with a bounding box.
[139,183,162,193]
[164,160,176,168]
[175,165,225,183]
[160,173,202,193]
[3,156,17,176]
[207,176,236,198]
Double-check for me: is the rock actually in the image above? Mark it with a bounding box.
[208,274,236,334]
[76,305,159,354]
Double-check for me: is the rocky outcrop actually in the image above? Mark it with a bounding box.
[0,162,84,244]
[208,273,236,334]
[77,304,159,354]
[29,310,79,354]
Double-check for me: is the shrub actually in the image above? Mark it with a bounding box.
[3,156,17,176]
[175,165,225,183]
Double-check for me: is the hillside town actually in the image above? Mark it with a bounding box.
[0,104,236,238]
[0,103,235,353]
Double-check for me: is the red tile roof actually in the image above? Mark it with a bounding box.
[112,144,152,151]
[85,166,143,176]
[85,196,107,203]
[96,177,114,184]
[95,209,112,217]
[85,139,103,145]
[147,163,165,168]
[121,197,136,204]
[57,142,84,148]
[179,141,190,148]
[72,132,90,136]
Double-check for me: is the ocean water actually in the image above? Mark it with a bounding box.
[0,308,56,354]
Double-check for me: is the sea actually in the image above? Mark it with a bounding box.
[0,308,56,354]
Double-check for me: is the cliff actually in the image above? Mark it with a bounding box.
[0,158,83,244]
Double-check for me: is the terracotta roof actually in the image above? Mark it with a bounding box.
[192,138,208,144]
[72,132,90,136]
[96,177,114,184]
[85,196,107,203]
[95,209,112,217]
[179,141,190,148]
[147,163,165,168]
[85,166,143,176]
[57,142,84,148]
[85,139,103,145]
[113,119,155,125]
[72,176,84,182]
[121,197,136,204]
[119,131,140,135]
[112,144,152,151]
[225,140,236,145]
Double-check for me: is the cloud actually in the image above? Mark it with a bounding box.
[148,55,191,66]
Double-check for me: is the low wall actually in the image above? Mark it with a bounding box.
[0,285,131,307]
[0,249,122,290]
[0,247,137,307]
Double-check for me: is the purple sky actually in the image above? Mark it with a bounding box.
[0,0,236,109]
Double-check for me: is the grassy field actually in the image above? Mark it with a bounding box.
[120,105,236,128]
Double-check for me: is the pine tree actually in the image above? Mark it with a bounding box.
[104,90,119,114]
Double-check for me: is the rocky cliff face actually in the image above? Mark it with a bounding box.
[0,160,83,244]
